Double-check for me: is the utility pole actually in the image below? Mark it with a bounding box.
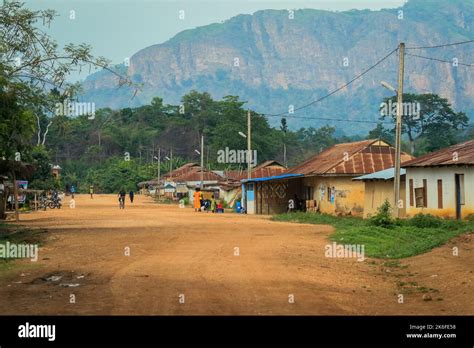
[200,135,204,189]
[247,109,252,180]
[169,148,173,177]
[394,42,405,218]
[283,143,287,167]
[157,148,161,198]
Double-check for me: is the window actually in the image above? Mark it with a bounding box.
[423,179,428,207]
[413,179,429,208]
[414,187,425,208]
[305,186,313,200]
[437,179,443,209]
[409,179,414,207]
[459,174,465,205]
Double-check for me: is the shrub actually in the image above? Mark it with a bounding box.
[465,214,474,222]
[409,213,443,228]
[369,200,394,228]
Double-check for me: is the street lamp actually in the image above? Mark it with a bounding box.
[381,81,397,94]
[238,128,251,180]
[153,153,160,198]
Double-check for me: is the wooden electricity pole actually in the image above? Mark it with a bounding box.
[200,135,204,189]
[394,42,405,218]
[157,148,161,198]
[247,109,252,180]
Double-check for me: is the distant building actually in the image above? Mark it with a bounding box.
[402,139,474,219]
[51,165,62,178]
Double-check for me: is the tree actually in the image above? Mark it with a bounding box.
[367,123,394,144]
[0,77,35,160]
[280,118,288,133]
[380,93,468,154]
[0,0,137,146]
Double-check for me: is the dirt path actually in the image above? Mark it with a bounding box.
[0,194,472,315]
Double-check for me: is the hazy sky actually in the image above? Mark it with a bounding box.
[23,0,407,80]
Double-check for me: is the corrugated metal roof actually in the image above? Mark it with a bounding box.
[402,139,474,167]
[173,167,222,182]
[162,163,199,179]
[286,139,414,175]
[353,168,406,181]
[224,160,286,180]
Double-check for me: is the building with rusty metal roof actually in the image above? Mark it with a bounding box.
[243,139,414,216]
[286,139,413,176]
[402,139,474,219]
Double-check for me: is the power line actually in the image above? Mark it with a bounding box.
[265,114,392,125]
[406,52,474,67]
[264,47,399,117]
[406,39,474,50]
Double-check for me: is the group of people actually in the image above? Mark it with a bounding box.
[118,189,135,209]
[193,188,223,213]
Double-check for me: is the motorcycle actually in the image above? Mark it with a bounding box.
[38,195,48,211]
[47,196,62,209]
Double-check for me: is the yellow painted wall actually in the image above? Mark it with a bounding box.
[363,180,406,218]
[303,176,365,216]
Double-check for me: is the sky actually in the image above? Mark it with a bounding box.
[23,0,408,81]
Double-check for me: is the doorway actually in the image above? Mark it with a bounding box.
[455,174,465,220]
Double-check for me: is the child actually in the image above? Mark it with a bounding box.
[210,195,217,213]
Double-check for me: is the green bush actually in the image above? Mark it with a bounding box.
[409,213,443,228]
[368,200,394,228]
[465,214,474,222]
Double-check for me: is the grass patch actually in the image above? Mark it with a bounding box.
[0,222,47,272]
[272,212,474,259]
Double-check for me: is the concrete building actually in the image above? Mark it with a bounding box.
[353,168,406,218]
[402,140,474,219]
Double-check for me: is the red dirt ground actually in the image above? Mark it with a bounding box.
[0,194,472,315]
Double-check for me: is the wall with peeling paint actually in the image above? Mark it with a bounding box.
[303,176,365,216]
[405,166,474,219]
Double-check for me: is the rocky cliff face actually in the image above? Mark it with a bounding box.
[81,0,474,134]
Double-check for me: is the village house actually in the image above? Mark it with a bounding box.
[402,139,474,220]
[353,168,407,218]
[243,139,413,215]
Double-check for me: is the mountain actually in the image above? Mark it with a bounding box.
[80,0,474,134]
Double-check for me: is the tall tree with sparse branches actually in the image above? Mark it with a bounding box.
[0,0,138,148]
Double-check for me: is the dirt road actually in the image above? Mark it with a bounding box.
[0,194,472,315]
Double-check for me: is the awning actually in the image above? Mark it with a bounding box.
[241,173,303,183]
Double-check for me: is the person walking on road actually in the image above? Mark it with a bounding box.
[70,185,76,199]
[89,185,94,199]
[129,190,134,203]
[193,188,202,212]
[210,195,217,213]
[118,188,126,209]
